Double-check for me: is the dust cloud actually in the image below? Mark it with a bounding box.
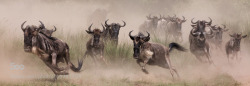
[0,0,250,85]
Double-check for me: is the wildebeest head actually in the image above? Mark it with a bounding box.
[211,25,228,42]
[39,21,57,37]
[105,19,126,40]
[190,18,213,42]
[129,30,150,59]
[169,16,186,30]
[229,33,247,51]
[86,24,105,46]
[146,14,162,28]
[21,21,43,52]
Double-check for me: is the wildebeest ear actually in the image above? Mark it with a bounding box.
[242,35,247,38]
[85,30,93,34]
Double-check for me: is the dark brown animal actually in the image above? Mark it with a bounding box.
[189,18,214,63]
[139,14,162,33]
[103,19,126,45]
[208,25,229,49]
[225,33,247,62]
[129,31,186,79]
[166,16,186,42]
[21,21,83,81]
[83,24,107,65]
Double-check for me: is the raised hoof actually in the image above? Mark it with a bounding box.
[142,69,149,74]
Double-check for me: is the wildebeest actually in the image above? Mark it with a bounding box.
[129,31,186,79]
[21,21,83,81]
[208,25,229,49]
[103,19,126,45]
[225,33,247,62]
[139,15,162,33]
[82,24,107,65]
[189,18,214,63]
[166,16,186,42]
[38,21,57,37]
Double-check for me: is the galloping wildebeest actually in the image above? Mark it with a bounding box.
[21,21,83,81]
[129,31,186,79]
[139,15,162,33]
[208,25,229,49]
[103,19,126,45]
[82,24,107,65]
[166,16,186,42]
[225,33,247,62]
[189,18,214,63]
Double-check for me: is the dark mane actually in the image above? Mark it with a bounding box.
[36,33,60,53]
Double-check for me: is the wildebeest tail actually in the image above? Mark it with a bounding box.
[168,42,187,52]
[65,44,83,72]
[70,57,83,72]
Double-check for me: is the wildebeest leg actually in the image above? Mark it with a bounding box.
[195,55,203,62]
[136,59,148,74]
[42,59,68,81]
[165,55,178,80]
[91,54,98,66]
[53,75,58,81]
[136,59,142,67]
[141,59,149,74]
[236,52,240,62]
[51,52,57,67]
[227,53,230,63]
[100,51,108,65]
[64,50,71,70]
[205,43,213,64]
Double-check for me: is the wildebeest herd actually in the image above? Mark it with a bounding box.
[20,15,247,81]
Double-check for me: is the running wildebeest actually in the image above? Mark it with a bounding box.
[21,21,83,81]
[208,25,229,49]
[103,19,126,45]
[166,16,186,42]
[225,33,247,62]
[189,18,214,63]
[129,31,187,79]
[82,24,107,65]
[139,14,162,33]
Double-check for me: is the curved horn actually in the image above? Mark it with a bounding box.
[142,31,150,42]
[146,31,150,38]
[105,19,110,26]
[129,30,134,40]
[191,28,199,36]
[88,24,93,32]
[191,18,197,24]
[206,17,212,25]
[21,21,27,31]
[53,26,57,32]
[39,21,45,29]
[120,20,126,27]
[101,23,105,32]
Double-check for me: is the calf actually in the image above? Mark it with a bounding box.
[225,33,247,62]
